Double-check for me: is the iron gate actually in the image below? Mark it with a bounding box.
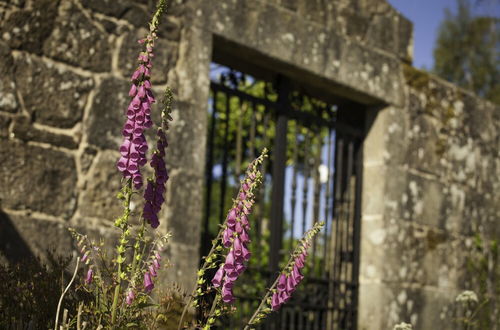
[201,62,364,330]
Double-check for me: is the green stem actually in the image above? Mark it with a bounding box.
[177,229,224,330]
[203,294,221,330]
[130,219,146,281]
[111,180,133,326]
[244,222,325,329]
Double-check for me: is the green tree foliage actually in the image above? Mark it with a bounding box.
[433,0,499,104]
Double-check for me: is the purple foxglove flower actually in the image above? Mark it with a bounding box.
[126,289,135,305]
[131,69,141,81]
[233,237,243,257]
[242,182,250,192]
[117,157,128,172]
[81,252,88,263]
[280,291,291,304]
[223,250,235,271]
[226,209,237,227]
[235,263,246,275]
[127,160,139,174]
[222,285,234,303]
[240,214,249,228]
[149,264,157,277]
[296,254,305,269]
[155,251,161,260]
[132,173,142,189]
[276,274,286,292]
[292,264,304,282]
[235,221,243,234]
[225,270,239,282]
[240,228,250,243]
[138,85,146,98]
[271,292,281,311]
[128,84,137,97]
[277,274,286,292]
[153,258,160,270]
[212,266,224,288]
[120,140,131,156]
[222,228,233,248]
[242,244,251,261]
[286,275,295,293]
[144,272,154,292]
[85,268,93,284]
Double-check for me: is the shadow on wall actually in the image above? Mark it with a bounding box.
[0,208,38,266]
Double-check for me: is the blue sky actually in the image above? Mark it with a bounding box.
[388,0,500,69]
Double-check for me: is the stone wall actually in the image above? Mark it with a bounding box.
[0,0,201,291]
[358,65,499,329]
[0,0,498,329]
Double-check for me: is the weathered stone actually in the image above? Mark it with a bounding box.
[43,0,112,72]
[79,0,134,18]
[166,101,206,172]
[0,114,11,138]
[339,41,404,105]
[0,0,59,54]
[365,14,396,55]
[86,77,129,150]
[0,0,25,6]
[159,16,182,41]
[397,14,413,63]
[80,145,98,174]
[406,114,444,176]
[0,41,18,113]
[0,140,77,217]
[163,169,203,290]
[14,53,94,128]
[118,29,179,84]
[359,282,459,330]
[12,116,79,149]
[79,151,123,220]
[121,4,149,28]
[280,0,299,12]
[0,212,75,264]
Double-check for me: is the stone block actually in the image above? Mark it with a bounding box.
[12,116,78,149]
[338,41,404,106]
[0,140,77,217]
[0,114,10,137]
[78,151,123,221]
[14,53,94,128]
[0,0,59,55]
[121,4,149,28]
[0,212,75,264]
[164,170,203,243]
[280,0,298,12]
[397,14,413,63]
[43,0,112,72]
[401,173,445,229]
[0,41,18,113]
[361,165,386,216]
[358,282,459,330]
[406,114,444,176]
[162,242,199,292]
[0,0,25,7]
[80,0,135,18]
[86,77,129,150]
[166,101,207,172]
[365,13,397,55]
